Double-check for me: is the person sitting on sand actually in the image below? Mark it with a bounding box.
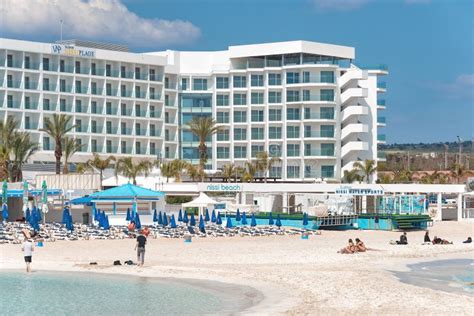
[424,231,431,243]
[338,239,356,254]
[396,232,408,245]
[463,237,472,244]
[142,226,150,237]
[128,221,136,232]
[432,236,452,245]
[355,238,367,252]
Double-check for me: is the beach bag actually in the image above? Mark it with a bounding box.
[113,260,121,266]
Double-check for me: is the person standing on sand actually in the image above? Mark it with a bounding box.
[21,237,34,273]
[135,230,147,267]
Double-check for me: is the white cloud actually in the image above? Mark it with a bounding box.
[312,0,372,11]
[0,0,201,47]
[425,74,474,100]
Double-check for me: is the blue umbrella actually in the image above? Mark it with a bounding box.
[62,207,70,225]
[153,209,158,222]
[199,215,205,231]
[241,212,248,225]
[25,208,31,222]
[163,212,169,226]
[135,212,141,230]
[226,216,233,228]
[183,211,189,224]
[268,212,274,225]
[35,206,42,223]
[236,209,241,221]
[216,212,222,225]
[250,213,257,227]
[190,213,196,226]
[276,214,282,228]
[103,215,110,230]
[170,214,177,228]
[2,204,8,222]
[178,209,183,222]
[211,210,216,223]
[205,208,210,222]
[302,213,309,226]
[67,214,74,231]
[158,211,163,225]
[126,208,131,221]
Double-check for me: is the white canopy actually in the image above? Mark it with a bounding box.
[182,192,218,208]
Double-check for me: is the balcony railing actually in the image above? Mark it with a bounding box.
[106,146,118,154]
[75,126,88,133]
[357,64,389,71]
[75,86,88,94]
[120,109,133,116]
[59,85,73,93]
[135,148,146,155]
[304,112,335,120]
[42,84,57,92]
[121,90,133,98]
[24,103,39,110]
[149,130,161,137]
[60,65,75,73]
[121,147,133,154]
[7,80,22,88]
[75,67,90,75]
[135,91,146,99]
[24,122,39,130]
[6,101,21,109]
[149,73,163,82]
[24,82,38,90]
[377,117,386,124]
[135,128,147,136]
[59,104,73,112]
[121,128,132,135]
[135,110,146,117]
[8,60,23,68]
[377,134,386,141]
[91,126,104,134]
[106,127,118,134]
[304,149,335,157]
[91,88,104,96]
[377,82,387,89]
[135,73,148,81]
[377,99,386,106]
[304,131,335,138]
[377,151,386,159]
[105,107,118,115]
[150,111,161,118]
[106,89,118,97]
[149,93,161,100]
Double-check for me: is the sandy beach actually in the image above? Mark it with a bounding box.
[1,221,473,315]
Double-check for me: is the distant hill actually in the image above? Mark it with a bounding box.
[380,141,473,153]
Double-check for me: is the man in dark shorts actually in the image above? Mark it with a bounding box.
[21,237,34,272]
[135,230,147,267]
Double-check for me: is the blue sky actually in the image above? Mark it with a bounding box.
[1,0,473,143]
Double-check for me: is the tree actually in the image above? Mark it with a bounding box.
[450,163,464,184]
[393,169,413,183]
[0,117,18,180]
[11,132,39,181]
[353,159,377,184]
[342,169,362,183]
[41,114,76,174]
[186,163,205,182]
[115,157,153,185]
[160,161,174,183]
[242,161,257,182]
[171,159,190,182]
[85,153,116,188]
[221,163,236,182]
[186,117,221,169]
[377,173,393,184]
[255,151,281,183]
[62,137,83,174]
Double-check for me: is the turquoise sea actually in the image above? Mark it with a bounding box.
[0,271,257,315]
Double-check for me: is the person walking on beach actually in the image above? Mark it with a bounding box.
[135,230,147,267]
[21,237,34,273]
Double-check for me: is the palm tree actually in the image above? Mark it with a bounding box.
[342,169,362,183]
[11,131,39,181]
[255,151,281,183]
[186,163,205,182]
[353,159,377,184]
[451,163,464,184]
[377,173,393,184]
[41,114,76,174]
[187,117,221,169]
[160,161,174,183]
[115,157,153,185]
[393,169,413,183]
[0,117,18,180]
[85,153,116,188]
[221,163,236,182]
[242,161,257,182]
[62,137,83,174]
[235,166,245,182]
[171,159,190,182]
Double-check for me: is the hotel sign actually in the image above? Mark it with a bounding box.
[51,44,96,58]
[336,186,384,196]
[205,184,242,192]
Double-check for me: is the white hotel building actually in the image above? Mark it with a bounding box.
[0,38,387,182]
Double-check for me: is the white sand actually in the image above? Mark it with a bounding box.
[1,221,473,315]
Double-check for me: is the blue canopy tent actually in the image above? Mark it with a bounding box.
[205,208,210,222]
[241,212,248,225]
[170,214,177,228]
[226,216,233,228]
[163,212,169,226]
[216,212,222,225]
[268,212,274,225]
[211,210,216,223]
[236,209,241,222]
[251,213,257,227]
[190,214,196,227]
[178,209,183,222]
[276,215,282,228]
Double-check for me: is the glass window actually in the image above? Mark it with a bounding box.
[233,76,246,88]
[268,73,281,85]
[286,72,300,84]
[320,125,335,137]
[233,93,247,105]
[268,91,282,104]
[42,58,49,71]
[193,78,208,90]
[234,128,247,141]
[269,109,282,121]
[216,94,229,106]
[321,165,334,178]
[251,145,264,157]
[217,129,230,141]
[287,165,300,178]
[181,94,212,108]
[234,146,247,159]
[321,143,335,156]
[269,166,282,178]
[181,78,188,90]
[217,147,230,159]
[286,108,300,120]
[233,111,247,123]
[286,90,300,102]
[320,71,335,83]
[216,77,229,89]
[287,144,300,157]
[251,92,264,104]
[75,99,82,112]
[251,74,264,87]
[216,112,229,124]
[287,126,300,138]
[320,89,335,101]
[251,128,264,140]
[43,98,50,111]
[251,110,264,122]
[284,54,300,65]
[319,107,335,119]
[266,55,282,67]
[269,126,282,139]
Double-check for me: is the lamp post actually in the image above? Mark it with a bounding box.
[457,136,463,167]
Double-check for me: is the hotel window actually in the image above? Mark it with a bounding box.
[251,128,264,140]
[25,116,31,129]
[42,58,49,71]
[91,63,96,75]
[150,87,156,100]
[165,112,169,123]
[269,126,282,139]
[287,165,300,178]
[60,60,65,72]
[284,54,301,66]
[24,56,30,69]
[268,73,281,85]
[75,119,82,132]
[121,141,127,154]
[106,102,113,115]
[268,91,282,104]
[75,99,82,113]
[320,89,334,101]
[7,95,13,108]
[234,146,247,159]
[135,67,141,80]
[234,128,247,141]
[251,145,264,157]
[251,110,264,122]
[321,165,334,178]
[287,126,300,138]
[91,101,97,114]
[216,112,229,124]
[106,140,113,153]
[121,122,127,134]
[106,121,112,134]
[91,82,97,95]
[216,94,229,106]
[286,90,300,102]
[121,66,126,78]
[233,76,246,88]
[320,125,335,138]
[24,96,31,109]
[7,55,12,67]
[135,86,141,98]
[7,75,13,88]
[43,137,50,150]
[286,108,300,120]
[251,92,264,104]
[321,143,335,156]
[59,79,66,92]
[216,147,230,159]
[251,74,264,87]
[75,61,81,74]
[270,166,282,178]
[89,139,97,152]
[150,124,156,136]
[217,129,230,141]
[60,98,66,112]
[135,142,141,154]
[233,93,247,105]
[302,72,311,83]
[106,83,112,96]
[287,144,300,157]
[268,109,282,121]
[24,77,30,89]
[150,69,156,81]
[286,72,300,84]
[150,143,156,155]
[233,111,247,123]
[193,78,207,90]
[216,77,229,89]
[320,71,335,83]
[92,120,99,133]
[43,98,50,111]
[121,103,127,116]
[43,78,50,91]
[106,64,111,76]
[181,78,188,90]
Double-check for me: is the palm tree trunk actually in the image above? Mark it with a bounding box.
[55,143,61,174]
[100,170,103,190]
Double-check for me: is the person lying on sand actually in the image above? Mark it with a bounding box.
[463,237,472,244]
[355,238,367,252]
[338,239,356,254]
[432,236,453,245]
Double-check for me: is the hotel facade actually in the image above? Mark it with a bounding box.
[0,38,387,182]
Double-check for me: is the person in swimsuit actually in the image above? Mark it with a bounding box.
[338,239,356,254]
[21,237,34,273]
[355,238,367,252]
